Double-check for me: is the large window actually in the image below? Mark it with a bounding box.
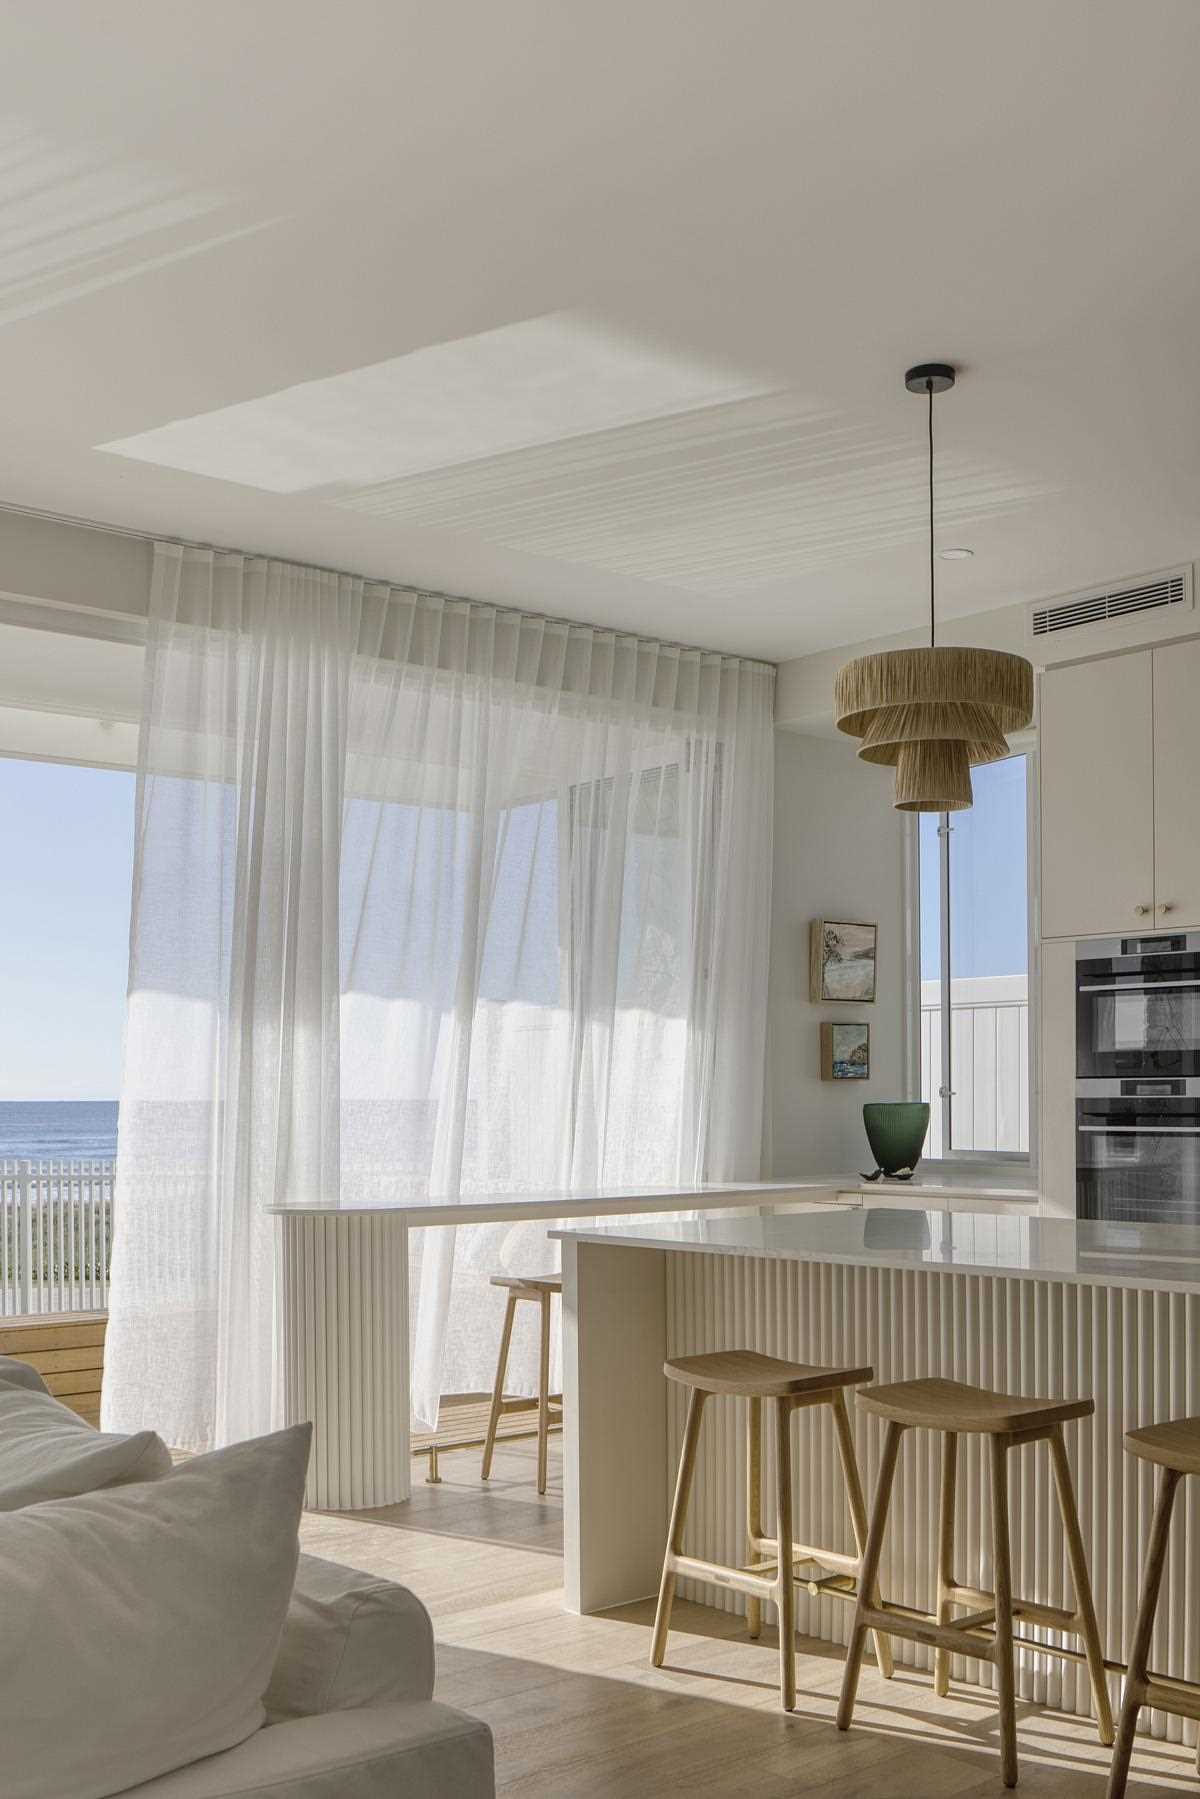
[0,757,134,1145]
[917,753,1032,1158]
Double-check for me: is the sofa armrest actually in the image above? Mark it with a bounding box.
[265,1554,435,1721]
[117,1701,494,1798]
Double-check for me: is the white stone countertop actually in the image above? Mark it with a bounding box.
[550,1208,1200,1294]
[266,1170,1037,1221]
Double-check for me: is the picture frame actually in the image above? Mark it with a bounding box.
[810,919,877,1004]
[820,1021,871,1082]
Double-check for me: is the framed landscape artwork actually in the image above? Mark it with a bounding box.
[810,919,877,1004]
[820,1021,871,1081]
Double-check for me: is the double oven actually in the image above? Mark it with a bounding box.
[1076,932,1200,1223]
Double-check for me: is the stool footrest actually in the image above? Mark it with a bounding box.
[857,1604,999,1664]
[1143,1677,1200,1723]
[671,1553,777,1598]
[497,1396,563,1418]
[804,1572,857,1598]
[752,1536,862,1578]
[946,1583,1076,1632]
[951,1606,996,1633]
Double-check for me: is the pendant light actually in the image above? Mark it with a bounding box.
[833,364,1033,811]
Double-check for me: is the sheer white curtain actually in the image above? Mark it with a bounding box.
[104,543,774,1446]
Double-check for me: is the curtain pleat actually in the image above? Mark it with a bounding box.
[103,544,774,1446]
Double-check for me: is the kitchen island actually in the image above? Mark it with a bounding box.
[554,1208,1200,1740]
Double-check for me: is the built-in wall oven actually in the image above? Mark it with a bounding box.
[1076,933,1200,1223]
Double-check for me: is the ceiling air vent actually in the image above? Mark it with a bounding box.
[1031,568,1190,638]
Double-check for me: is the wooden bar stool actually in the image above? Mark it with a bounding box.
[480,1275,562,1496]
[650,1348,893,1713]
[837,1377,1114,1789]
[1107,1415,1200,1799]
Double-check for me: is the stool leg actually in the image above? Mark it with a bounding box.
[1048,1425,1114,1746]
[481,1294,518,1481]
[831,1389,893,1680]
[990,1435,1018,1790]
[775,1395,797,1712]
[536,1288,552,1496]
[1106,1464,1181,1799]
[651,1388,707,1667]
[934,1430,958,1698]
[747,1396,763,1640]
[837,1420,903,1732]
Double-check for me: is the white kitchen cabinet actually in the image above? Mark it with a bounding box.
[1152,638,1200,930]
[1040,651,1155,938]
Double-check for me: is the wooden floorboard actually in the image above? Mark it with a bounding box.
[300,1436,1196,1796]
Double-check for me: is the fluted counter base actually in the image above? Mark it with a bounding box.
[278,1211,410,1510]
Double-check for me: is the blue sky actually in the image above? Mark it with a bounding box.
[0,759,135,1099]
[919,754,1028,981]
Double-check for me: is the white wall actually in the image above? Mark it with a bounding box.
[765,728,907,1177]
[775,597,1029,734]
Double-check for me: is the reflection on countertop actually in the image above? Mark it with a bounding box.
[551,1207,1200,1294]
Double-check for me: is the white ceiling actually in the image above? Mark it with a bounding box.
[2,0,1200,660]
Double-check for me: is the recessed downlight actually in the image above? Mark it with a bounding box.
[939,546,974,560]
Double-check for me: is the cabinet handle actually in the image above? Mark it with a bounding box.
[1158,902,1175,915]
[1134,904,1151,916]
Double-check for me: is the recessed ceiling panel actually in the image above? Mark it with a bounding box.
[333,393,1058,595]
[99,312,778,493]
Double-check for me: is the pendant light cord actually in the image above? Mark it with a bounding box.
[928,378,935,648]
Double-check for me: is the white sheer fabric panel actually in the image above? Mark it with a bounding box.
[104,544,773,1446]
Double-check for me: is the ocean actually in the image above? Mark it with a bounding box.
[0,1101,120,1160]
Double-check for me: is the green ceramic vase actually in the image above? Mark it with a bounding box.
[862,1102,930,1180]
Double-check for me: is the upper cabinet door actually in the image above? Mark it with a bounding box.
[1153,640,1200,930]
[1040,650,1154,939]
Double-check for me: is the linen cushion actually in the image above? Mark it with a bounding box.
[0,1353,50,1393]
[0,1420,312,1799]
[0,1384,172,1510]
[265,1553,436,1720]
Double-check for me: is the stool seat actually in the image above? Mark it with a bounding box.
[490,1274,562,1295]
[857,1376,1094,1434]
[665,1349,872,1398]
[1125,1414,1200,1476]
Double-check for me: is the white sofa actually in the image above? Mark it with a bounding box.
[1,1358,494,1799]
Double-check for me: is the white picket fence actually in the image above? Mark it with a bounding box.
[0,1160,116,1316]
[920,976,1030,1157]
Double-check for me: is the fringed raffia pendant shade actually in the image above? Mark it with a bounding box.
[834,646,1033,810]
[834,364,1034,812]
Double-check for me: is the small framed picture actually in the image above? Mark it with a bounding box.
[821,1021,871,1081]
[810,919,877,1004]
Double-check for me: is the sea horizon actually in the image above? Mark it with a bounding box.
[0,1099,120,1160]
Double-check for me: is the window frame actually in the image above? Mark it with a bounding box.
[903,736,1039,1169]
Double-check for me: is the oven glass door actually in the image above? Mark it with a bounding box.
[1077,953,1200,1079]
[1076,1100,1200,1223]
